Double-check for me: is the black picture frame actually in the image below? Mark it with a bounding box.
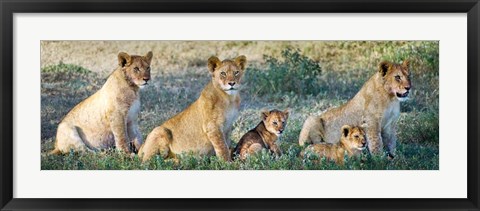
[1,0,479,210]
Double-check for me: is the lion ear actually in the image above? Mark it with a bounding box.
[144,51,153,64]
[118,52,132,67]
[402,59,410,72]
[402,59,410,68]
[341,125,351,138]
[261,109,270,121]
[360,120,368,129]
[208,56,222,73]
[283,108,290,118]
[234,55,247,70]
[379,61,391,76]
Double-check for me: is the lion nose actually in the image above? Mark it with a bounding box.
[405,86,411,91]
[143,77,150,82]
[228,82,236,86]
[279,129,284,133]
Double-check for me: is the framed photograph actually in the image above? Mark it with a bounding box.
[1,0,479,210]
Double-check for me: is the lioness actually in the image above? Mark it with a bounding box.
[298,60,411,158]
[301,125,367,166]
[51,51,153,154]
[138,56,247,162]
[233,109,289,160]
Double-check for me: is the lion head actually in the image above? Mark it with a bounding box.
[379,60,412,101]
[340,125,367,151]
[118,51,153,89]
[261,109,289,136]
[207,55,247,95]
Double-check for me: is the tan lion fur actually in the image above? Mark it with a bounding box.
[298,60,411,157]
[138,55,247,162]
[233,109,289,160]
[51,51,153,154]
[301,125,367,165]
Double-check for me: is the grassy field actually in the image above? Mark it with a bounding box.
[41,41,439,170]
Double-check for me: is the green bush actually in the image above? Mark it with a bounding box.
[42,62,92,74]
[246,48,322,97]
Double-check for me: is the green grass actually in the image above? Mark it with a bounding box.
[41,41,439,170]
[41,140,438,170]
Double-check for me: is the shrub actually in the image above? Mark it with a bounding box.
[42,62,92,74]
[246,48,322,97]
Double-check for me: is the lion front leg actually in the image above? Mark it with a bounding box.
[127,121,142,153]
[205,123,231,162]
[365,119,383,155]
[382,122,397,159]
[269,144,283,158]
[110,110,131,153]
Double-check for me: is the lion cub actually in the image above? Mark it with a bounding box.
[234,109,289,160]
[139,56,247,162]
[301,125,367,166]
[51,51,153,154]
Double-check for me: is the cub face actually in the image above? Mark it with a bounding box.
[208,55,247,95]
[118,51,153,89]
[262,109,289,136]
[379,60,412,101]
[340,125,367,151]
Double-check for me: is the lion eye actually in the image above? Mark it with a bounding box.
[273,121,278,126]
[354,135,359,138]
[395,75,401,81]
[146,67,151,72]
[221,72,227,77]
[134,67,140,72]
[234,71,240,76]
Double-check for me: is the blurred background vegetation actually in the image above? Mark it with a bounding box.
[41,41,439,170]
